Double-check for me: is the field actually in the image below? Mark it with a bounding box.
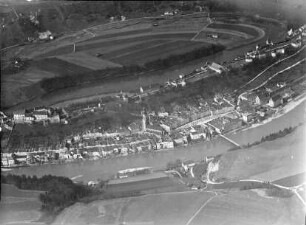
[215,124,306,183]
[107,40,211,66]
[207,23,260,37]
[52,188,304,225]
[106,174,188,195]
[0,184,44,225]
[1,13,282,110]
[189,190,303,225]
[31,58,92,76]
[56,52,122,70]
[273,172,306,187]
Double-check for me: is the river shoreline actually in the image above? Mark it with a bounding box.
[3,93,305,183]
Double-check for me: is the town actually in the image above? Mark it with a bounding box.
[1,23,305,168]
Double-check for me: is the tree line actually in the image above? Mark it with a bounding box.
[1,174,99,214]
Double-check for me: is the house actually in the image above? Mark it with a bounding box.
[256,92,270,106]
[24,115,35,123]
[120,147,128,156]
[208,62,226,74]
[238,92,260,105]
[13,111,25,123]
[276,48,285,54]
[256,52,267,59]
[172,132,188,146]
[33,111,48,121]
[291,40,302,48]
[245,56,253,63]
[281,88,294,102]
[182,160,196,172]
[158,112,169,118]
[38,30,52,40]
[49,114,60,123]
[159,136,174,149]
[1,155,15,167]
[189,125,207,141]
[241,112,256,123]
[160,123,171,134]
[268,95,283,108]
[146,124,164,136]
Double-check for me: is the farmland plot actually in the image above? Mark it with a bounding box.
[190,190,304,225]
[31,58,92,76]
[56,52,122,70]
[110,41,211,66]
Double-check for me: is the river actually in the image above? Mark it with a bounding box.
[5,99,305,183]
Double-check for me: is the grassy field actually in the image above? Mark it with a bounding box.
[273,172,306,187]
[31,58,92,76]
[52,188,304,225]
[109,40,211,66]
[39,33,196,58]
[52,191,215,225]
[106,175,187,195]
[215,124,306,182]
[56,52,122,70]
[0,184,44,225]
[190,190,303,225]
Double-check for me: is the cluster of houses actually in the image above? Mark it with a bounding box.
[237,83,295,123]
[130,61,227,101]
[245,25,306,63]
[12,106,68,125]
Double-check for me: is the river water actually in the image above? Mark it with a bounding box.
[6,100,305,182]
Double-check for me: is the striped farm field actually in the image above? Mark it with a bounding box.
[56,52,122,70]
[109,40,211,66]
[31,58,92,76]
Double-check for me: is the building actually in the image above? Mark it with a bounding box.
[49,114,60,123]
[256,92,270,106]
[291,40,302,48]
[172,132,188,146]
[268,95,283,108]
[276,48,285,54]
[33,111,48,121]
[13,111,25,123]
[270,51,276,58]
[189,125,207,141]
[160,123,171,134]
[281,88,294,102]
[158,112,169,118]
[146,124,164,136]
[38,30,52,40]
[117,167,153,179]
[208,62,226,74]
[24,115,35,124]
[241,112,256,123]
[158,136,174,149]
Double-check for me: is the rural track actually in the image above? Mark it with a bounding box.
[185,192,218,225]
[239,45,306,94]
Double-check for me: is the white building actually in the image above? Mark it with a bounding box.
[13,112,25,123]
[33,111,48,121]
[208,62,226,74]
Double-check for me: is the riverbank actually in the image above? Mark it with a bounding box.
[4,94,305,183]
[6,93,304,170]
